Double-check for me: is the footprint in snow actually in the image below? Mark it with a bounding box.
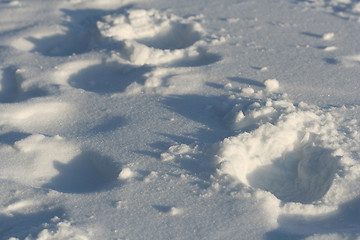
[26,8,111,57]
[0,134,120,193]
[298,0,360,21]
[0,206,64,239]
[24,7,221,68]
[0,66,48,103]
[67,61,152,94]
[97,8,221,66]
[153,205,182,216]
[44,151,120,193]
[247,143,338,204]
[216,81,353,212]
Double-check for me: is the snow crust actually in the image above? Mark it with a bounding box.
[0,0,360,239]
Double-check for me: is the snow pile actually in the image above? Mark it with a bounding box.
[216,81,360,213]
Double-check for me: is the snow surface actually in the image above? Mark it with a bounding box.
[0,0,360,239]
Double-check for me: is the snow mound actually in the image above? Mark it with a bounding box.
[216,82,360,212]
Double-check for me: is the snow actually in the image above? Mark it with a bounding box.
[0,0,360,239]
[118,167,135,181]
[264,79,280,92]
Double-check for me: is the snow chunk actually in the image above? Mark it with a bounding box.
[264,79,279,92]
[118,167,135,180]
[240,87,255,97]
[161,144,198,162]
[144,171,158,183]
[114,200,127,210]
[322,32,335,41]
[227,18,240,23]
[26,220,90,240]
[168,207,183,216]
[324,46,337,51]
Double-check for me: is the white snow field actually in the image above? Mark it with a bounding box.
[0,0,360,239]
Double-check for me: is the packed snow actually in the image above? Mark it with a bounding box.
[1,0,360,239]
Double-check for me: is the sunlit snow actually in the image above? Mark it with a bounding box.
[1,0,360,239]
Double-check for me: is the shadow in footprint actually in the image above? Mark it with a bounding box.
[266,196,360,239]
[206,82,224,90]
[170,48,221,67]
[89,115,126,134]
[28,30,100,57]
[300,32,323,39]
[163,94,230,143]
[159,95,232,187]
[266,230,305,240]
[137,22,202,50]
[0,131,31,145]
[0,66,20,102]
[153,205,173,213]
[247,145,338,204]
[0,208,64,240]
[228,76,265,87]
[28,7,132,56]
[44,151,120,193]
[0,66,48,102]
[323,57,340,65]
[68,62,152,94]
